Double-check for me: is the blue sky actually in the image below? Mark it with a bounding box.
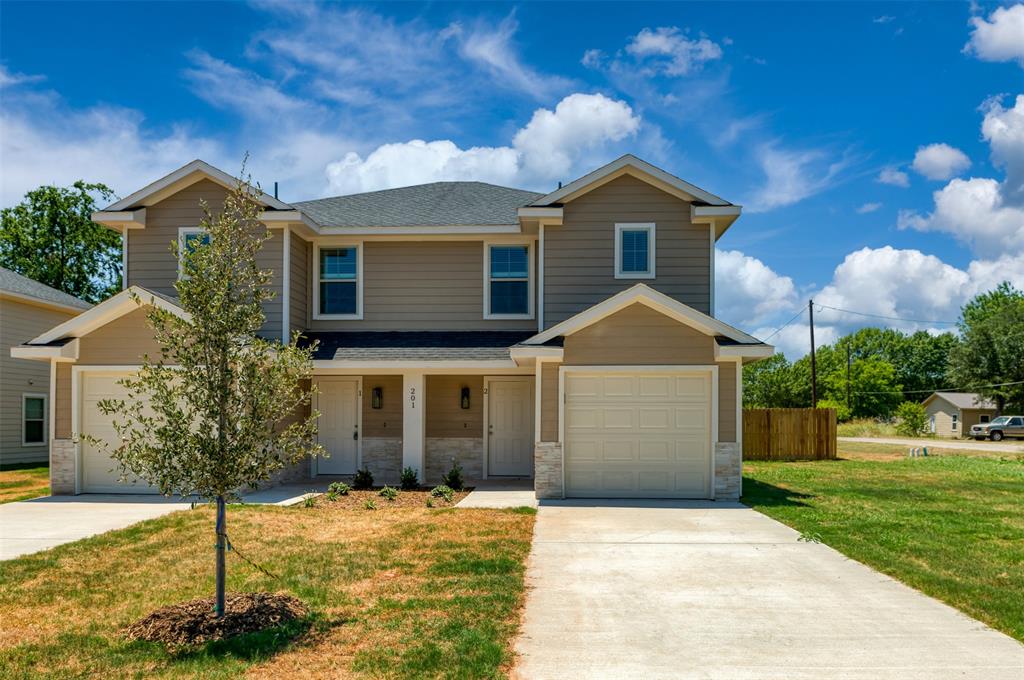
[2,1,1023,356]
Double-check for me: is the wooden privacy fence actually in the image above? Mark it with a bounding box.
[743,408,837,461]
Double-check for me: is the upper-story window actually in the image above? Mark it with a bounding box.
[614,223,656,279]
[485,242,534,319]
[177,227,210,279]
[315,245,362,319]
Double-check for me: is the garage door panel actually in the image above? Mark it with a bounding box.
[81,372,159,494]
[564,370,712,499]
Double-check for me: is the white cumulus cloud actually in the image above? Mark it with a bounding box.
[714,249,798,327]
[965,4,1024,67]
[877,166,910,187]
[325,93,640,194]
[912,143,971,180]
[624,26,724,76]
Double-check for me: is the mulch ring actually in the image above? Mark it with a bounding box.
[125,592,308,649]
[317,488,471,509]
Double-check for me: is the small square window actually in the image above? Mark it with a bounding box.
[614,224,655,279]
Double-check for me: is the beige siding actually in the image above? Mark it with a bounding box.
[76,308,165,364]
[924,400,958,437]
[362,375,403,438]
[425,375,483,438]
[540,362,559,442]
[544,174,711,328]
[289,234,309,335]
[0,298,78,463]
[126,178,283,339]
[306,240,535,331]
[961,408,996,433]
[562,303,716,365]
[718,361,737,443]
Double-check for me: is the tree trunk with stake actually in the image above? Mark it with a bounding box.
[215,495,226,617]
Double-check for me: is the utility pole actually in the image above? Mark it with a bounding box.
[809,299,817,407]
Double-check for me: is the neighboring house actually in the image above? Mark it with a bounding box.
[13,154,772,499]
[922,392,998,438]
[0,268,91,466]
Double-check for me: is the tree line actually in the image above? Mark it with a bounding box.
[746,283,1024,420]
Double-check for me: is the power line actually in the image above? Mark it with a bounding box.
[852,380,1024,396]
[814,303,958,325]
[760,306,806,342]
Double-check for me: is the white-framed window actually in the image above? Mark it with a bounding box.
[177,227,210,279]
[484,240,534,319]
[952,414,959,429]
[614,223,656,279]
[314,244,362,319]
[22,393,46,446]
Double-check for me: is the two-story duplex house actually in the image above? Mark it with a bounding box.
[13,154,772,499]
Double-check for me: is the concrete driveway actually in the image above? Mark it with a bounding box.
[514,501,1024,680]
[0,495,193,560]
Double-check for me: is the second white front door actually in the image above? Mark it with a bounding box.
[318,378,359,475]
[488,378,534,476]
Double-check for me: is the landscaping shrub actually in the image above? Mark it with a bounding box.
[430,485,455,503]
[378,485,399,501]
[895,401,929,437]
[303,494,317,508]
[441,462,464,490]
[400,466,419,491]
[364,499,376,510]
[326,491,338,502]
[353,467,374,490]
[328,481,350,496]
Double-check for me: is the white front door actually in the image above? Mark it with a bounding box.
[317,378,359,475]
[563,370,712,499]
[487,378,534,476]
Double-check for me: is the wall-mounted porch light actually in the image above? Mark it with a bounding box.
[460,386,471,410]
[371,386,383,409]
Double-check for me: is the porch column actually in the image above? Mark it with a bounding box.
[402,371,426,481]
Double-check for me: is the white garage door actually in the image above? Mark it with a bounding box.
[564,371,712,498]
[80,372,158,494]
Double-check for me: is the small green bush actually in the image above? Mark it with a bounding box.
[895,401,929,437]
[425,497,435,508]
[353,467,374,490]
[400,466,419,491]
[326,491,338,502]
[441,462,464,491]
[430,485,455,503]
[328,481,350,496]
[378,485,399,501]
[303,494,317,508]
[364,499,377,510]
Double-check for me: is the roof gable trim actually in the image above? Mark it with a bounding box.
[30,286,188,345]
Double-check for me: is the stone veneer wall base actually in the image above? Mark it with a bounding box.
[425,438,483,484]
[714,442,742,500]
[534,442,563,499]
[50,439,76,495]
[362,437,403,485]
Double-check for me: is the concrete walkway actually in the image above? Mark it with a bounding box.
[840,435,1024,453]
[456,478,537,508]
[0,481,333,561]
[514,501,1024,679]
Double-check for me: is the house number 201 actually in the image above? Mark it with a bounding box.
[409,387,416,408]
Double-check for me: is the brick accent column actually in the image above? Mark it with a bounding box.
[50,439,76,495]
[714,442,742,500]
[534,442,563,499]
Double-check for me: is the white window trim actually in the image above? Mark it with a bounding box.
[614,223,656,280]
[313,243,363,320]
[952,414,959,429]
[483,239,535,320]
[177,227,207,280]
[22,393,47,447]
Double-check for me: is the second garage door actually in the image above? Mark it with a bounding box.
[563,370,712,498]
[80,372,159,494]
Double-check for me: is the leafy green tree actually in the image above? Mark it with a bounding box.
[822,356,903,418]
[743,353,806,408]
[816,398,851,422]
[947,283,1024,412]
[0,182,121,302]
[894,401,928,437]
[90,171,321,617]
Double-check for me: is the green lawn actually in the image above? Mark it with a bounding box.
[0,497,535,678]
[0,464,49,504]
[743,455,1024,642]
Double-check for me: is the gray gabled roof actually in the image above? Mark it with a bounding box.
[293,182,543,228]
[926,392,998,411]
[0,267,92,311]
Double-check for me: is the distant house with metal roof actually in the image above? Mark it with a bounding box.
[1,267,91,465]
[922,392,999,438]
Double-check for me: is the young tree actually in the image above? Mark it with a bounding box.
[947,283,1024,413]
[894,401,928,437]
[92,171,321,617]
[0,181,121,302]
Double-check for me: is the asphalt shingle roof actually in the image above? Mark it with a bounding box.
[930,392,998,410]
[0,267,91,310]
[298,331,536,361]
[293,182,543,228]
